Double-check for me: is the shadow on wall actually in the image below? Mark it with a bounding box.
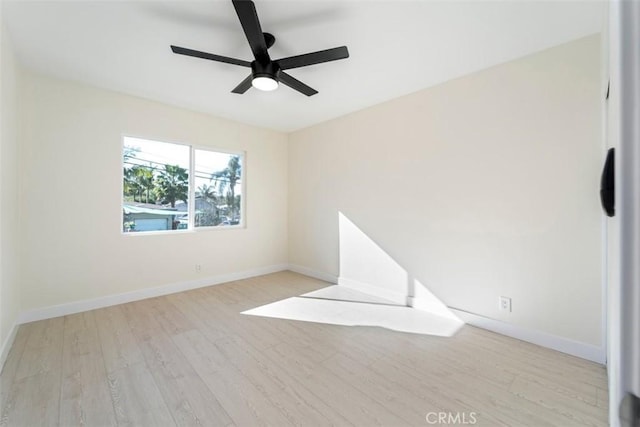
[241,212,463,337]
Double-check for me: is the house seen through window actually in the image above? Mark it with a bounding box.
[122,136,243,233]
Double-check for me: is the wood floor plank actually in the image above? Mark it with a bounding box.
[1,371,61,427]
[264,341,411,426]
[146,296,197,337]
[59,312,117,426]
[509,375,607,426]
[166,291,230,343]
[321,350,452,422]
[215,335,352,426]
[120,299,164,339]
[126,304,234,427]
[173,329,294,427]
[94,305,145,373]
[0,325,30,415]
[433,328,603,404]
[459,326,607,387]
[354,327,518,391]
[188,291,284,351]
[14,317,64,381]
[367,354,549,427]
[597,386,609,408]
[107,362,175,426]
[2,318,64,426]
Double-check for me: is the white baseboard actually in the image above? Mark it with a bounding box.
[0,322,19,374]
[17,264,289,325]
[338,277,407,305]
[337,277,605,364]
[288,264,337,284]
[451,308,606,364]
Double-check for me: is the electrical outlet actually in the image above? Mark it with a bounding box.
[195,264,202,273]
[499,296,512,312]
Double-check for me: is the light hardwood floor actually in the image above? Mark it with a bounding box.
[0,271,608,426]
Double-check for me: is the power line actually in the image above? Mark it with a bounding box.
[123,160,241,184]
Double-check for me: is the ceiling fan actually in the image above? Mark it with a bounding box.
[170,0,349,97]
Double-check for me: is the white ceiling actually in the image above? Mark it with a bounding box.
[3,1,603,132]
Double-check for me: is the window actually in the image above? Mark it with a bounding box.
[122,136,243,233]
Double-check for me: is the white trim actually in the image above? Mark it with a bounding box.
[337,277,406,305]
[607,3,623,424]
[288,264,337,284]
[617,2,640,421]
[601,9,610,370]
[0,322,19,374]
[451,308,606,364]
[16,264,288,324]
[188,143,196,230]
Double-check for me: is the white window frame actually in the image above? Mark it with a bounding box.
[121,135,246,235]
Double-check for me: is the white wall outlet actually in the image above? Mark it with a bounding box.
[499,296,512,312]
[195,264,202,273]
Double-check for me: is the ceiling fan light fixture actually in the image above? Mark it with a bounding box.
[252,75,279,91]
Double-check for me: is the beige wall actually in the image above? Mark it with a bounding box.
[18,72,288,312]
[0,16,21,350]
[289,35,603,346]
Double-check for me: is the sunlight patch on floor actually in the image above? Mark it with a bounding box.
[242,285,464,337]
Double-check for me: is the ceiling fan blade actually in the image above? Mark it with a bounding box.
[171,45,251,67]
[277,46,349,70]
[279,72,318,97]
[232,0,270,64]
[231,75,253,94]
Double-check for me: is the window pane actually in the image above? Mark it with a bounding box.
[123,137,190,233]
[194,149,243,228]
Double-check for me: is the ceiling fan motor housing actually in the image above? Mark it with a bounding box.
[252,61,280,81]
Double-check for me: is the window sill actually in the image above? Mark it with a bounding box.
[121,224,245,236]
